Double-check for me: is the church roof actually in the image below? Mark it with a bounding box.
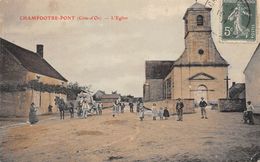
[183,2,211,19]
[145,61,174,79]
[190,2,209,9]
[174,39,229,67]
[0,37,67,81]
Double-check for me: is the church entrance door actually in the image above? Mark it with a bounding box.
[194,85,208,105]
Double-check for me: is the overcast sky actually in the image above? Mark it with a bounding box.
[0,0,259,96]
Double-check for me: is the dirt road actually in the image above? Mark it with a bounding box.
[1,107,260,162]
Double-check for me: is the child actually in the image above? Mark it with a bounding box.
[112,103,117,117]
[151,103,157,120]
[158,107,164,120]
[163,107,170,120]
[139,107,145,121]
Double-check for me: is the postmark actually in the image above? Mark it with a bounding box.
[221,0,256,41]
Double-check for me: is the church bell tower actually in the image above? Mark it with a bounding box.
[181,3,217,65]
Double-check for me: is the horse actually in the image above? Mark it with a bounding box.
[54,96,66,120]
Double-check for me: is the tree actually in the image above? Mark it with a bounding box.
[67,82,91,100]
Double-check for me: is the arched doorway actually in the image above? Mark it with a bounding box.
[194,85,208,105]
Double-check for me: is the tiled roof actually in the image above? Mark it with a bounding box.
[183,2,212,19]
[101,94,120,99]
[190,2,209,9]
[145,61,174,79]
[229,83,245,99]
[0,37,67,81]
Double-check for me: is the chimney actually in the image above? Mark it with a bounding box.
[232,82,236,87]
[36,44,43,58]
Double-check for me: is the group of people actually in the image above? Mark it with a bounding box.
[112,100,126,117]
[143,97,208,122]
[151,104,170,120]
[28,97,256,126]
[77,99,103,119]
[28,98,104,125]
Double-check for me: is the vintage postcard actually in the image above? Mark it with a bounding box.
[0,0,260,161]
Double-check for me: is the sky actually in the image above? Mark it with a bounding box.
[0,0,259,97]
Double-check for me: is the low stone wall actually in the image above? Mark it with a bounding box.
[218,98,246,112]
[144,99,195,114]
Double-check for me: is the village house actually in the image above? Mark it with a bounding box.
[229,82,245,100]
[100,94,121,108]
[0,37,67,117]
[244,43,260,114]
[143,3,229,113]
[93,90,106,101]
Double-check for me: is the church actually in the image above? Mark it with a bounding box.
[143,2,229,105]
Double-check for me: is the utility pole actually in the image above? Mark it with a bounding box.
[224,76,230,99]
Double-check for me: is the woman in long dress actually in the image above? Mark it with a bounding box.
[29,103,38,125]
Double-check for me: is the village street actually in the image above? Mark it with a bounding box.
[0,107,260,162]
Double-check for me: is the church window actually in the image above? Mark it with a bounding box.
[198,49,204,55]
[197,15,203,26]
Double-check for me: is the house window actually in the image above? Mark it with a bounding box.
[166,78,171,99]
[197,15,203,26]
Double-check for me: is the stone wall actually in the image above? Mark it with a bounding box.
[144,99,195,114]
[218,99,246,112]
[145,79,164,101]
[0,90,66,117]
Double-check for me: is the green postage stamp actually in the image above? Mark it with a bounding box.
[222,0,256,41]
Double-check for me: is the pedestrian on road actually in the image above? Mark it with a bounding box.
[112,103,117,117]
[29,102,38,125]
[158,107,164,120]
[246,101,255,125]
[176,98,184,121]
[98,103,103,115]
[163,107,170,120]
[136,102,140,113]
[69,101,74,118]
[199,97,208,119]
[139,107,145,121]
[152,103,157,120]
[121,103,125,113]
[129,102,134,113]
[82,100,89,119]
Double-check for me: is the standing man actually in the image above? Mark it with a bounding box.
[176,98,184,121]
[129,102,134,113]
[199,97,208,119]
[98,103,103,115]
[69,101,74,118]
[82,100,89,119]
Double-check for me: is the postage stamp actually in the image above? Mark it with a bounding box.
[221,0,256,41]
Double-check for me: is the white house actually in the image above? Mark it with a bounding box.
[244,43,260,114]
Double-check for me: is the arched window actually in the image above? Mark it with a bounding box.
[197,15,203,26]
